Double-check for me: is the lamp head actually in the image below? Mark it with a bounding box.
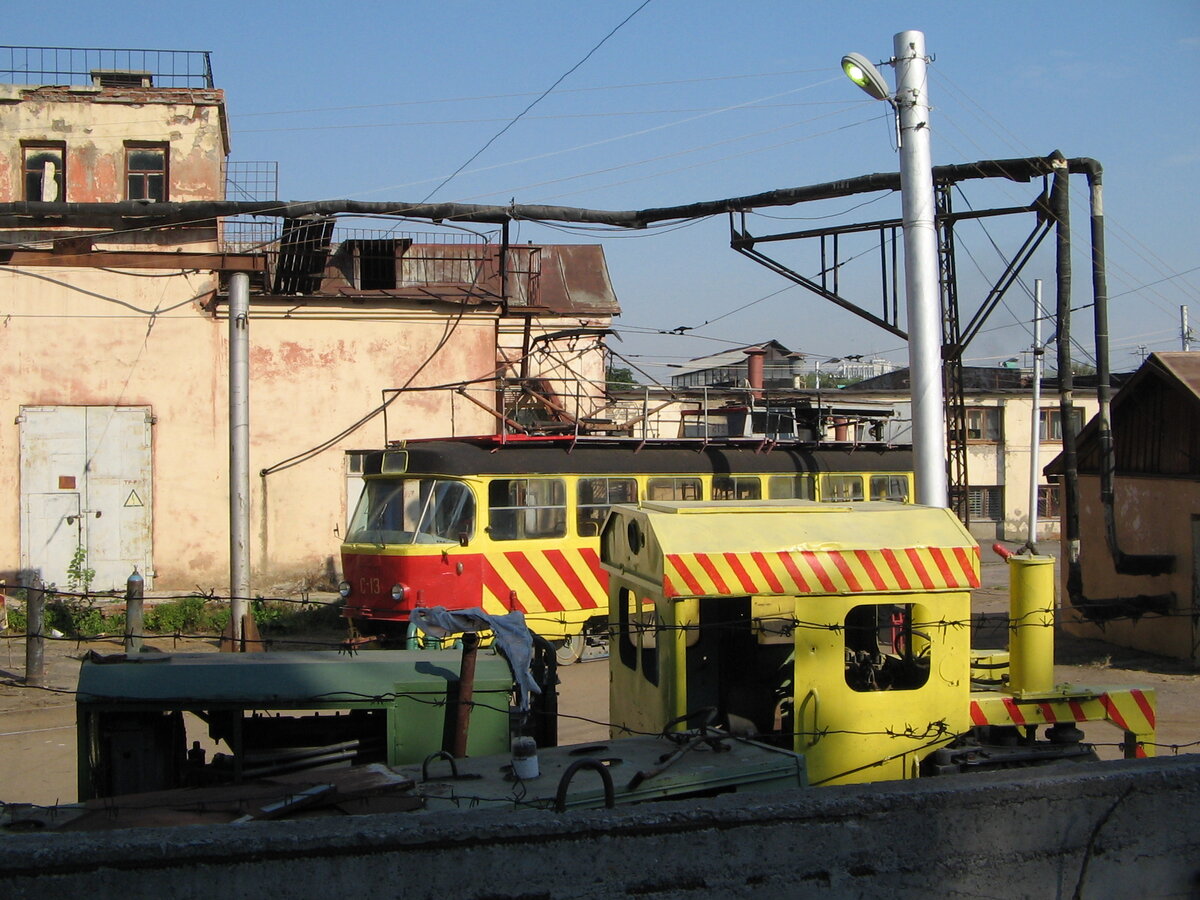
[841,52,892,102]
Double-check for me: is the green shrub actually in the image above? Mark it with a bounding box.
[144,596,229,634]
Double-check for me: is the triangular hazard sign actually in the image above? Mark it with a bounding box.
[124,489,144,508]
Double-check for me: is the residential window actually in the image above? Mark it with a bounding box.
[126,144,167,201]
[1036,485,1061,519]
[1039,407,1083,442]
[767,474,814,500]
[24,143,65,201]
[965,407,1002,442]
[577,477,637,536]
[487,478,566,541]
[967,486,1004,521]
[820,474,864,502]
[712,476,761,500]
[646,477,702,501]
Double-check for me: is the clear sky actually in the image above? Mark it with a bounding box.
[9,1,1198,380]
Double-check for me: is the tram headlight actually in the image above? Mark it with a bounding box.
[391,583,408,603]
[338,581,352,598]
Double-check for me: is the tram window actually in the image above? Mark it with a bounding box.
[346,478,474,545]
[577,477,637,535]
[767,475,814,500]
[488,478,567,541]
[870,475,910,502]
[712,476,761,501]
[844,603,931,693]
[820,474,864,502]
[646,477,702,501]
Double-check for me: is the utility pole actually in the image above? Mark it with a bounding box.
[229,272,250,646]
[1183,305,1191,352]
[893,31,948,507]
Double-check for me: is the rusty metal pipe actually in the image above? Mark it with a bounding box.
[451,632,480,758]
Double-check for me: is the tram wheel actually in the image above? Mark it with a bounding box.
[554,633,585,666]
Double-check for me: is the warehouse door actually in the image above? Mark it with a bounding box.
[20,406,153,591]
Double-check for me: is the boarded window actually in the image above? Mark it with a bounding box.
[968,486,1003,521]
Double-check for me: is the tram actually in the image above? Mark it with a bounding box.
[338,435,913,662]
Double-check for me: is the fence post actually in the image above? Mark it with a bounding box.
[124,568,144,654]
[24,579,45,687]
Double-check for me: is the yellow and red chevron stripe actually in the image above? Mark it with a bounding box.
[969,689,1157,758]
[481,546,607,618]
[663,545,980,597]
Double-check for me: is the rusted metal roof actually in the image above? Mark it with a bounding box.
[1046,352,1200,477]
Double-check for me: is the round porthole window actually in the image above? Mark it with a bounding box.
[626,520,642,554]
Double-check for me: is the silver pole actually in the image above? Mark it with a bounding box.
[1027,280,1044,548]
[893,30,947,507]
[229,272,251,643]
[1183,305,1191,352]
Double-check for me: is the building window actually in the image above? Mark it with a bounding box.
[24,143,65,201]
[126,144,167,201]
[577,477,637,536]
[1037,485,1061,519]
[965,407,1002,442]
[712,476,761,500]
[967,486,1004,521]
[1039,407,1083,442]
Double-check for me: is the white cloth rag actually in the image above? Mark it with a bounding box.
[409,606,541,710]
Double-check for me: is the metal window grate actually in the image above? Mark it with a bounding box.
[0,46,213,89]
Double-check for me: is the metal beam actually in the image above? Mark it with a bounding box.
[0,247,266,272]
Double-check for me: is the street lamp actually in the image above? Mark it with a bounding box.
[841,31,948,508]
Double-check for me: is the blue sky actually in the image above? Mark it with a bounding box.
[10,1,1199,380]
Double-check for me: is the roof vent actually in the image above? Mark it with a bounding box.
[91,69,153,88]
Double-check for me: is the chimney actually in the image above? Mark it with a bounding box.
[743,347,766,399]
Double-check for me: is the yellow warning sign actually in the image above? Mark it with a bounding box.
[124,489,144,508]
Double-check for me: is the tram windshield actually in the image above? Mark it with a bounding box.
[346,478,475,545]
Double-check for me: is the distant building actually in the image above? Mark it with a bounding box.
[844,366,1107,542]
[0,47,617,591]
[670,341,805,389]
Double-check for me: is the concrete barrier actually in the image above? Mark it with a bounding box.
[3,756,1199,898]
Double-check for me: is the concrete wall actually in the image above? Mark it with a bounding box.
[1063,473,1200,666]
[1,756,1197,898]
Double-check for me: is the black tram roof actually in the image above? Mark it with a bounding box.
[360,436,913,478]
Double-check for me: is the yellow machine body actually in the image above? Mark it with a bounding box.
[601,500,979,786]
[601,500,1157,788]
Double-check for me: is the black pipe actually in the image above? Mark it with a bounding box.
[1079,159,1173,577]
[1051,157,1083,605]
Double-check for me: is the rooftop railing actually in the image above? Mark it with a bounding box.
[0,46,214,89]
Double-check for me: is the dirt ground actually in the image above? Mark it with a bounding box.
[2,555,1198,806]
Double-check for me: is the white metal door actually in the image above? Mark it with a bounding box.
[20,406,153,591]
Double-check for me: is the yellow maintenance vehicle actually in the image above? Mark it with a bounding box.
[601,500,1155,786]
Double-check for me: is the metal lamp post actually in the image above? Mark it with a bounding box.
[842,31,948,508]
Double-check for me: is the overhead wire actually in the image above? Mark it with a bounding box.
[418,0,655,204]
